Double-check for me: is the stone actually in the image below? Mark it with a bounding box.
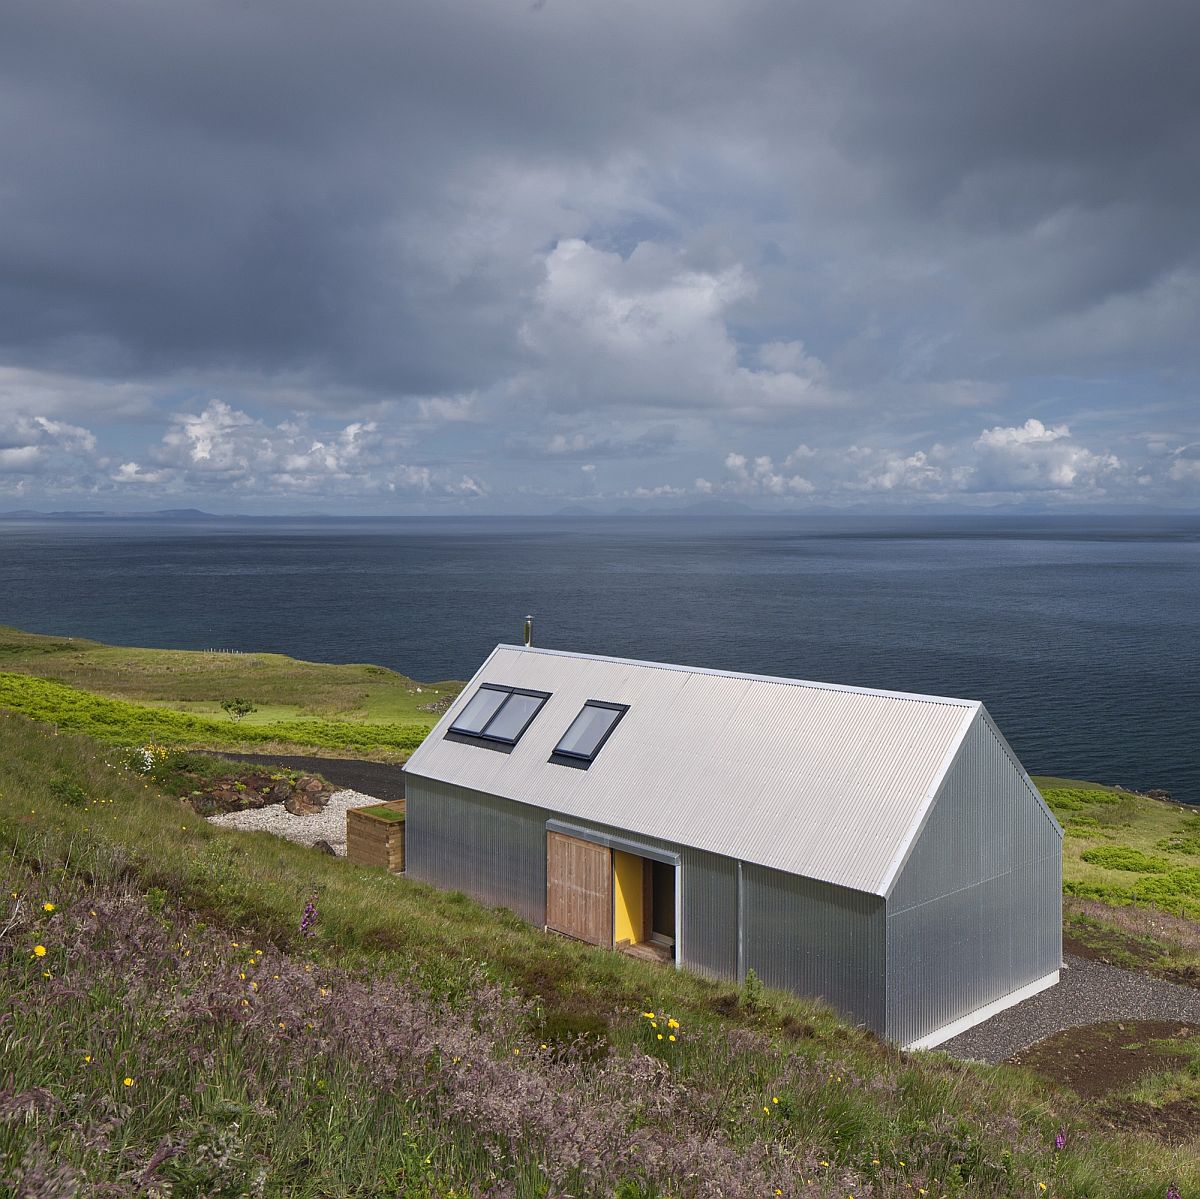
[311,839,337,856]
[284,792,324,817]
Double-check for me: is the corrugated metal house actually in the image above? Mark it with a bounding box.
[402,644,1062,1048]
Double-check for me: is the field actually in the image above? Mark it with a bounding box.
[1036,778,1200,980]
[0,624,458,758]
[3,710,1198,1198]
[3,623,1200,1191]
[0,624,461,720]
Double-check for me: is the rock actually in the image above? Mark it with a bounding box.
[284,792,325,816]
[312,839,337,856]
[1146,789,1173,802]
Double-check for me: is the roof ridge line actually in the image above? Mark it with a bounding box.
[494,643,977,708]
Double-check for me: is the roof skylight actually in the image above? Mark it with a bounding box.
[552,700,628,762]
[449,683,550,745]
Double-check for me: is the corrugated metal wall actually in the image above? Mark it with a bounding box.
[885,710,1062,1046]
[404,774,549,926]
[741,863,886,1035]
[406,772,747,985]
[679,849,738,980]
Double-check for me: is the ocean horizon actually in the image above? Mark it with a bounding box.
[3,512,1197,802]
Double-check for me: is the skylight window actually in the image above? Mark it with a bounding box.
[448,683,550,745]
[552,701,628,762]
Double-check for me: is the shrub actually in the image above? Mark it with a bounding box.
[1042,787,1121,813]
[1080,847,1170,874]
[1157,835,1200,857]
[220,697,258,723]
[1133,868,1200,907]
[47,776,88,807]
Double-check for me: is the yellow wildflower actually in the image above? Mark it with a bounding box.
[667,1017,680,1029]
[123,1077,134,1087]
[643,1011,656,1019]
[668,1034,676,1042]
[657,1034,663,1041]
[820,1161,829,1168]
[83,1055,91,1064]
[42,902,55,913]
[1038,1186,1046,1193]
[772,1096,779,1104]
[33,945,46,957]
[763,1106,770,1115]
[513,1048,520,1055]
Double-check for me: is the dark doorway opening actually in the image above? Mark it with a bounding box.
[651,859,676,944]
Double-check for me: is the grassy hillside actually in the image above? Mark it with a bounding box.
[0,624,461,719]
[1033,778,1200,980]
[1,712,1197,1196]
[0,624,459,758]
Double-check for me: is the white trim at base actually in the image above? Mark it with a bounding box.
[904,970,1060,1051]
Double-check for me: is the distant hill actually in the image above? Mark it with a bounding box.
[0,507,221,521]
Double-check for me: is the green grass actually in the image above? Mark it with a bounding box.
[0,670,431,759]
[0,623,461,727]
[359,803,407,822]
[3,711,1198,1195]
[1038,781,1200,922]
[1032,777,1200,980]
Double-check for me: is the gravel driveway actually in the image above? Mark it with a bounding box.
[938,954,1200,1062]
[206,789,380,856]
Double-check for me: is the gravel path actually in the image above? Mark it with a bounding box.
[939,954,1200,1062]
[205,789,381,856]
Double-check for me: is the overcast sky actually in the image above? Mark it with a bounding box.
[1,0,1198,512]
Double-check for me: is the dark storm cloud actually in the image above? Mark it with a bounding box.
[2,0,1200,393]
[0,0,1198,492]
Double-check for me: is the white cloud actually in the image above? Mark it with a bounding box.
[723,451,815,495]
[1166,443,1200,485]
[716,418,1128,504]
[970,418,1120,492]
[0,414,99,485]
[115,400,487,500]
[518,239,843,418]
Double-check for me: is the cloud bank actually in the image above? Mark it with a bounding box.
[0,0,1196,510]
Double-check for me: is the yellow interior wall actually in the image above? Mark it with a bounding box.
[612,850,644,944]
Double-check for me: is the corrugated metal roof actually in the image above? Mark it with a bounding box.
[404,645,981,895]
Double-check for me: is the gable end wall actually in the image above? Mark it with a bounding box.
[885,711,1062,1045]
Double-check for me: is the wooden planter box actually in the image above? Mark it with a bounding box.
[346,801,406,872]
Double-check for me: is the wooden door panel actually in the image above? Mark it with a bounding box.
[546,831,612,945]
